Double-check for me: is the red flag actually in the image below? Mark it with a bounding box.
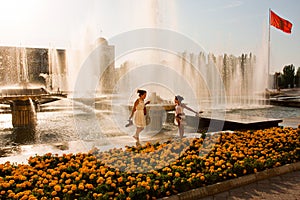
[270,10,292,34]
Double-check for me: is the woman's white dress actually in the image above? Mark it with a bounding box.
[133,99,146,128]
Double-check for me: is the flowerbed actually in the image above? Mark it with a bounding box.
[0,126,299,200]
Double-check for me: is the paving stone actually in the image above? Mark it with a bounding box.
[199,170,300,200]
[213,191,229,200]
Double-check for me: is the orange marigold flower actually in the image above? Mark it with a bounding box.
[78,184,84,190]
[119,188,124,194]
[117,177,123,183]
[200,176,205,181]
[71,184,77,191]
[51,191,57,196]
[111,183,116,188]
[54,185,61,192]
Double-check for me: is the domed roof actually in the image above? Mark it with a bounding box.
[95,37,108,46]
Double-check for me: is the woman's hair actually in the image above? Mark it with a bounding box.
[175,95,184,103]
[137,89,147,97]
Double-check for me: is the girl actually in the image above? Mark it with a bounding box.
[129,89,150,141]
[174,95,201,138]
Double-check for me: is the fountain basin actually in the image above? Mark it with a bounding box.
[0,86,67,128]
[184,113,283,131]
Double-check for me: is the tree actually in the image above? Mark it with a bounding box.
[295,67,300,88]
[282,64,295,88]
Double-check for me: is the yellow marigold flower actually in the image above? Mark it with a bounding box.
[175,172,180,177]
[164,183,169,188]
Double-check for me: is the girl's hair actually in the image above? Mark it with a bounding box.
[137,89,147,97]
[175,95,184,103]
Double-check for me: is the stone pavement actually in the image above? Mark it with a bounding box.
[200,170,300,200]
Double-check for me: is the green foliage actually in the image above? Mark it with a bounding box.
[282,64,295,88]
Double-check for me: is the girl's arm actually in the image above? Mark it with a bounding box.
[182,104,203,115]
[182,104,197,114]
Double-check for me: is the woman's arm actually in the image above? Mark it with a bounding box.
[129,99,139,120]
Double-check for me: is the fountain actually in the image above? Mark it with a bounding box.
[0,1,295,165]
[0,46,67,129]
[63,0,282,136]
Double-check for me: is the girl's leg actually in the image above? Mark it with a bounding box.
[179,124,184,138]
[176,118,184,138]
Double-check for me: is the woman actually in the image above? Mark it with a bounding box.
[174,95,201,138]
[129,89,150,141]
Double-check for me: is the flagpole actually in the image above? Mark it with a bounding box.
[268,8,271,89]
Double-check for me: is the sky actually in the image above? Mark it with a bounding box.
[0,0,299,73]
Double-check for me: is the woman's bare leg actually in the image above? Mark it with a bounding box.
[134,127,144,140]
